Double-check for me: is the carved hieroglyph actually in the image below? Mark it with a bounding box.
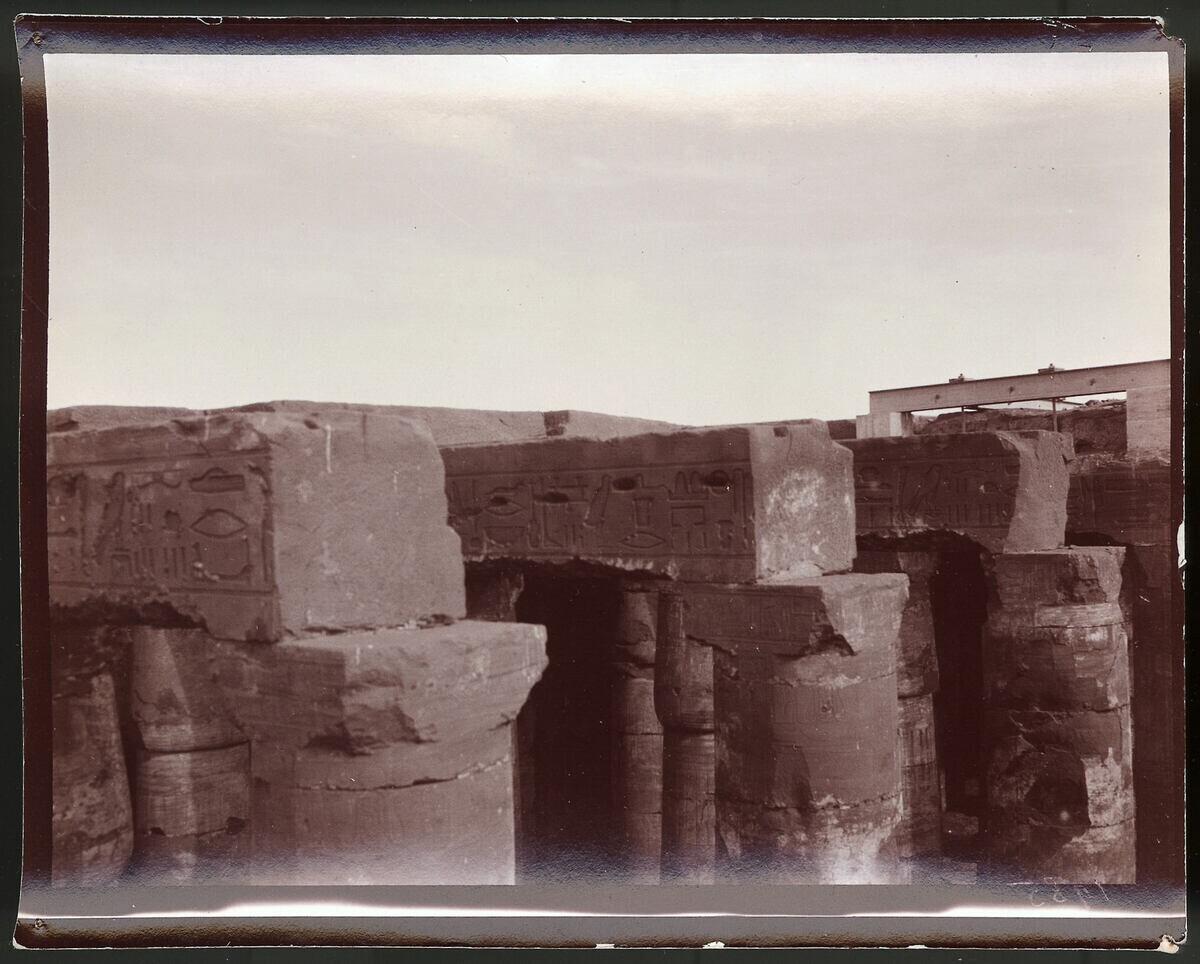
[48,411,465,640]
[443,422,855,582]
[844,431,1073,553]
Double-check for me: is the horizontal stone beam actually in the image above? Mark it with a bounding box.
[843,431,1073,554]
[867,359,1170,414]
[47,411,465,641]
[443,422,855,582]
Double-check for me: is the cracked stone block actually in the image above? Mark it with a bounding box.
[129,627,244,752]
[250,759,517,885]
[51,671,134,887]
[443,421,855,582]
[983,549,1134,883]
[47,410,465,641]
[896,693,942,861]
[130,743,251,883]
[674,575,909,883]
[844,431,1073,553]
[212,621,546,884]
[854,550,940,697]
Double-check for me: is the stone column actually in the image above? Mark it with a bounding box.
[611,586,663,881]
[50,625,134,887]
[46,409,549,885]
[127,627,250,882]
[983,548,1135,883]
[213,621,546,884]
[692,577,909,884]
[655,591,715,883]
[855,550,942,862]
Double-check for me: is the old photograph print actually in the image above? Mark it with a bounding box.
[17,16,1185,949]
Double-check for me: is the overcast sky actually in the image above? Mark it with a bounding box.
[44,50,1170,424]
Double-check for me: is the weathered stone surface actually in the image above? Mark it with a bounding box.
[212,621,547,752]
[982,549,1135,883]
[51,671,134,886]
[1124,384,1171,458]
[675,576,908,883]
[133,743,251,838]
[1068,456,1173,546]
[660,731,716,884]
[47,410,465,641]
[844,431,1073,553]
[129,821,250,884]
[854,550,939,697]
[655,591,716,882]
[984,608,1130,712]
[611,589,662,881]
[129,627,244,752]
[989,547,1124,613]
[983,706,1135,883]
[250,760,517,885]
[896,693,941,860]
[214,621,546,885]
[1068,455,1180,885]
[52,402,681,446]
[444,422,855,582]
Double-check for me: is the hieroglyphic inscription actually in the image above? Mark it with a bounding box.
[676,587,824,653]
[1068,462,1172,540]
[446,462,756,568]
[853,456,1020,535]
[47,453,272,595]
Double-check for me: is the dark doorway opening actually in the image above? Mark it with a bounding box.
[929,541,989,826]
[513,569,620,881]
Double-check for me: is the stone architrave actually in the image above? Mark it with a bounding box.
[46,411,466,641]
[843,431,1073,554]
[983,548,1135,884]
[676,575,909,884]
[210,621,547,885]
[443,422,855,583]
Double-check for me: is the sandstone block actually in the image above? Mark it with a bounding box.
[133,743,251,838]
[47,410,465,641]
[213,621,547,753]
[444,422,855,582]
[51,672,134,886]
[611,589,663,881]
[250,759,517,885]
[989,548,1125,615]
[1125,384,1171,458]
[674,575,908,882]
[844,431,1073,553]
[896,693,942,860]
[129,627,244,752]
[983,549,1135,883]
[854,550,939,697]
[215,621,545,885]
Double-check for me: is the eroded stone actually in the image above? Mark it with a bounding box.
[47,410,465,640]
[844,431,1073,553]
[444,422,855,582]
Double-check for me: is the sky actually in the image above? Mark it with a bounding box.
[44,50,1171,425]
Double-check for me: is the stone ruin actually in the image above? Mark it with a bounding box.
[39,388,1179,890]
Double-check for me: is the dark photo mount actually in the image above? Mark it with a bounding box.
[14,15,1186,949]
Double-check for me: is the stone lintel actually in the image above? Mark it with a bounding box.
[443,422,855,582]
[47,410,466,641]
[844,430,1073,554]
